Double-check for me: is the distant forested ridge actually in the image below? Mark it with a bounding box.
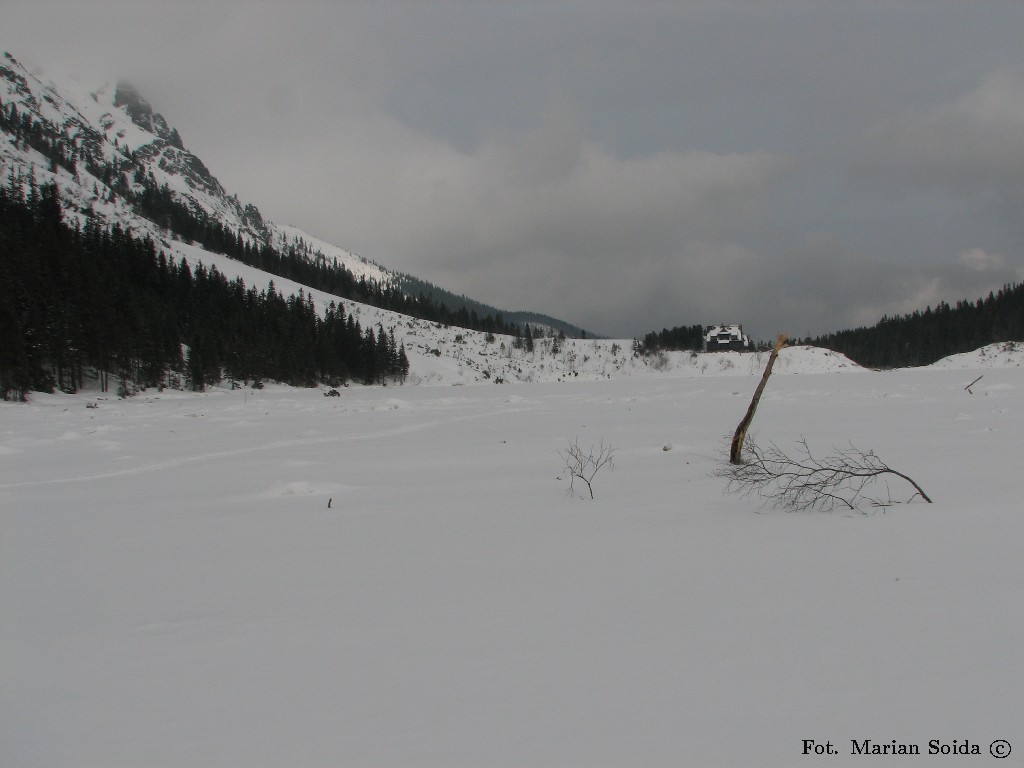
[810,284,1024,368]
[0,178,410,400]
[639,283,1024,367]
[395,273,591,339]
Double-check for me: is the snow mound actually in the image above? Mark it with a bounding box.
[929,341,1024,369]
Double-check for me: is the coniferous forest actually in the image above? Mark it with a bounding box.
[0,178,410,401]
[130,170,518,338]
[638,323,706,353]
[640,291,1024,367]
[810,286,1024,368]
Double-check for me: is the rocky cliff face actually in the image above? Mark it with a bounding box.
[113,80,184,149]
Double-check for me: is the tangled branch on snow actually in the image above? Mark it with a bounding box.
[718,435,932,512]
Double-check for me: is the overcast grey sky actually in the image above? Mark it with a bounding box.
[5,1,1024,340]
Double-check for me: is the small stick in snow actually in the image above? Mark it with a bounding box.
[964,375,983,394]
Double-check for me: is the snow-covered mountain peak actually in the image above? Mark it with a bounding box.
[112,80,184,149]
[0,51,395,281]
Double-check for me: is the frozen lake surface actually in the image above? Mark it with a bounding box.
[3,361,1022,766]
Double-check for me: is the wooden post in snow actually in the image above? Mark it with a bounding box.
[730,334,788,465]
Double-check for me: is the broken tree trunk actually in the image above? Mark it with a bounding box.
[730,333,788,465]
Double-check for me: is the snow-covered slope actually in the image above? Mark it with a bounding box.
[928,341,1024,369]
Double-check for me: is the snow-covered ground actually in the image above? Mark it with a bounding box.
[3,355,1022,767]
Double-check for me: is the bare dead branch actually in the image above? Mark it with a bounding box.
[717,435,932,511]
[730,333,787,464]
[560,438,617,500]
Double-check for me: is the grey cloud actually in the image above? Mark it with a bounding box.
[850,67,1024,312]
[360,119,793,337]
[859,68,1024,193]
